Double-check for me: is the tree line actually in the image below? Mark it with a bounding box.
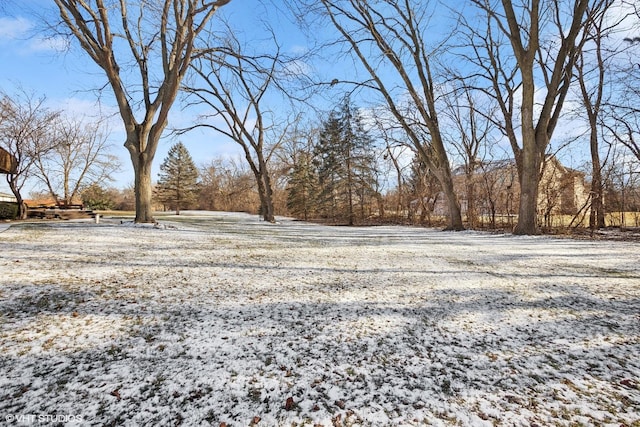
[1,0,639,234]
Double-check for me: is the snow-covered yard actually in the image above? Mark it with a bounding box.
[1,212,638,426]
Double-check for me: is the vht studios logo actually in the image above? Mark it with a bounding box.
[5,414,84,424]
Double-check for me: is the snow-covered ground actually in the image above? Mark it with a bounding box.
[1,212,638,426]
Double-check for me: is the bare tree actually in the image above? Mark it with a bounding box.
[382,144,410,222]
[197,160,221,211]
[477,159,519,229]
[441,84,498,229]
[407,154,442,226]
[292,0,464,230]
[369,107,415,222]
[33,116,120,206]
[574,0,621,230]
[605,113,640,163]
[454,3,522,183]
[382,137,411,221]
[198,157,259,213]
[602,145,640,226]
[468,0,592,234]
[53,0,230,223]
[182,27,293,223]
[603,30,640,164]
[0,91,60,219]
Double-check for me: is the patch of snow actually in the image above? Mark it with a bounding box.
[0,213,638,426]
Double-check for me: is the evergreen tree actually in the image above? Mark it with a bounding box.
[286,152,318,220]
[81,183,117,211]
[313,98,379,224]
[314,112,343,221]
[156,142,199,215]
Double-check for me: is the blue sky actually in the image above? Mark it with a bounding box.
[3,1,635,198]
[0,0,314,196]
[0,1,484,198]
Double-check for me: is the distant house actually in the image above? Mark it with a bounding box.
[537,156,590,218]
[428,156,590,226]
[0,192,17,203]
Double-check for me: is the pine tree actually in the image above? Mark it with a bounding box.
[313,97,379,224]
[286,152,318,220]
[314,112,344,221]
[155,142,199,215]
[341,100,379,223]
[81,183,117,210]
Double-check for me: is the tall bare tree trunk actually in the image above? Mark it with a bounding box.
[262,172,276,223]
[130,149,155,223]
[8,180,27,220]
[576,0,614,231]
[514,67,542,235]
[585,97,605,230]
[466,175,476,229]
[429,133,464,231]
[434,166,464,231]
[254,164,275,223]
[346,156,354,226]
[515,146,543,234]
[589,142,605,230]
[389,149,404,220]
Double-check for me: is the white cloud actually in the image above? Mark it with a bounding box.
[0,16,68,53]
[603,1,639,37]
[55,97,119,122]
[289,44,309,55]
[0,16,32,40]
[279,59,311,78]
[28,36,69,53]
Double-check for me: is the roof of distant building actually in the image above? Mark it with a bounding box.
[0,192,17,202]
